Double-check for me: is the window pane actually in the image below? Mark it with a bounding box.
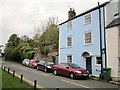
[67,37,72,47]
[67,21,72,30]
[84,13,91,24]
[84,32,92,44]
[67,55,72,63]
[96,57,101,64]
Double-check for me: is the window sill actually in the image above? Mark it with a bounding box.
[84,43,92,46]
[66,46,72,49]
[95,64,101,67]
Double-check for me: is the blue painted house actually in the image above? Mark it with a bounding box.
[59,2,109,76]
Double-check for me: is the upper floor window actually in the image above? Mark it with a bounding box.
[67,55,72,63]
[84,13,91,24]
[84,31,92,45]
[67,21,72,30]
[67,36,72,47]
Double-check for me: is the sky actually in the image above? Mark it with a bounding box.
[0,0,109,45]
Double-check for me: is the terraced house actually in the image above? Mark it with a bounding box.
[59,2,109,77]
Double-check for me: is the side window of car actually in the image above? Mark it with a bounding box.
[60,64,69,68]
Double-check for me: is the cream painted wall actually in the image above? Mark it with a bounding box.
[106,26,119,78]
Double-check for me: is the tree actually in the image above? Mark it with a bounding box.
[7,34,20,48]
[34,17,59,59]
[4,34,34,62]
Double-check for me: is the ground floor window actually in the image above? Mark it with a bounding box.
[67,55,72,63]
[96,57,101,65]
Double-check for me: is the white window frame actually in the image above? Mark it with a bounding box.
[84,31,92,45]
[95,56,101,66]
[84,13,92,25]
[66,55,72,63]
[66,36,72,47]
[67,21,72,30]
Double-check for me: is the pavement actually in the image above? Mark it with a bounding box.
[89,76,120,85]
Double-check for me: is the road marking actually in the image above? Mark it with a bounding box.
[61,79,90,88]
[32,71,49,77]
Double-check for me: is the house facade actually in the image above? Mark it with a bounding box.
[106,17,120,81]
[105,0,120,81]
[59,2,108,76]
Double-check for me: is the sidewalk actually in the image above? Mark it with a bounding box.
[89,76,120,85]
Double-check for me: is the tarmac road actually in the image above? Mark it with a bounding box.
[1,59,119,90]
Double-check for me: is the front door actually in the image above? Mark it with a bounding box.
[86,57,92,74]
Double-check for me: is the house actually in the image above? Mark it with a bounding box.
[106,14,120,81]
[105,0,120,81]
[59,2,109,76]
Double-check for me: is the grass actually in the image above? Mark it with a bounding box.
[0,68,33,90]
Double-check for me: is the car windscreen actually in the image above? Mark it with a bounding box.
[47,62,54,66]
[69,63,81,68]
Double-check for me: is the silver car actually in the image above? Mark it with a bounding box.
[22,59,29,66]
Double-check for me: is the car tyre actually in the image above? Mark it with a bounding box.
[44,68,47,72]
[54,70,57,75]
[37,66,39,70]
[69,73,74,79]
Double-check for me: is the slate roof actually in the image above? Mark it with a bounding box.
[59,2,109,25]
[106,17,120,28]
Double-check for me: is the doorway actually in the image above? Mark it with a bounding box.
[86,57,92,74]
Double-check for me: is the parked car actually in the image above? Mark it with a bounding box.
[37,60,54,72]
[28,59,39,69]
[22,59,29,66]
[52,63,89,79]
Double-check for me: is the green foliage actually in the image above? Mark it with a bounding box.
[4,34,34,62]
[34,17,59,58]
[1,69,33,88]
[7,34,20,48]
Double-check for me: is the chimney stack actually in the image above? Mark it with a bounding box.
[68,8,76,20]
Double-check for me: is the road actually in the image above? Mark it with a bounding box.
[1,58,119,90]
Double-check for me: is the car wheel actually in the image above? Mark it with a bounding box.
[44,68,47,72]
[69,73,74,79]
[37,66,39,70]
[54,70,57,75]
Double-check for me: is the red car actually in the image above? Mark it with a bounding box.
[52,63,89,79]
[28,59,39,69]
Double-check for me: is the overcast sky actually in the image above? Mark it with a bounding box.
[0,0,109,45]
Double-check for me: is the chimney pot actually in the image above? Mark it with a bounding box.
[68,8,76,20]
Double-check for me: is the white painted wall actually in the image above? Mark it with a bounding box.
[106,26,119,78]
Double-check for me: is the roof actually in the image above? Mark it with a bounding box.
[106,17,120,28]
[59,1,109,26]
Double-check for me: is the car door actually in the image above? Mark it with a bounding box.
[59,63,70,76]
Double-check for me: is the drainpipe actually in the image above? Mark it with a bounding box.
[103,6,107,68]
[98,2,103,74]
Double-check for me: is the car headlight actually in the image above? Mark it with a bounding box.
[87,71,89,73]
[75,71,82,74]
[47,66,51,68]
